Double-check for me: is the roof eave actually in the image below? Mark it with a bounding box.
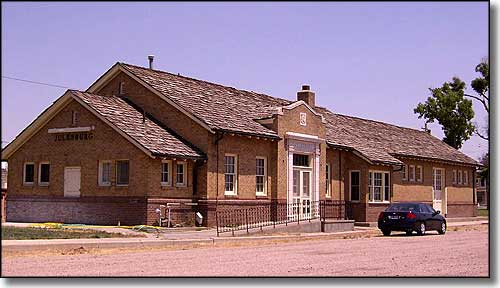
[390,153,480,167]
[215,128,281,140]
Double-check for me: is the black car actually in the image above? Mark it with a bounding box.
[377,202,446,236]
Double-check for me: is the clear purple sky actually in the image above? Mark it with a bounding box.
[1,2,489,160]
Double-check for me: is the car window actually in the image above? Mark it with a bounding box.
[426,205,436,213]
[386,204,418,212]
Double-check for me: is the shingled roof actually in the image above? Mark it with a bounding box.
[116,63,478,166]
[315,107,478,166]
[120,63,291,138]
[71,90,204,159]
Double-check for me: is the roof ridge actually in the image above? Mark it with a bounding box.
[119,62,293,105]
[314,105,430,135]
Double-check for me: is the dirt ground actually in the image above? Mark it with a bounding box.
[1,224,489,277]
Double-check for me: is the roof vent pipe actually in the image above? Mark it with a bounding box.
[148,55,154,69]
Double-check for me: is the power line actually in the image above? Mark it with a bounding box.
[2,75,70,89]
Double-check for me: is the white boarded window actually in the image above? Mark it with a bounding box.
[176,162,187,187]
[452,170,457,184]
[256,157,266,195]
[98,160,112,186]
[402,165,407,181]
[23,162,35,186]
[458,170,463,185]
[224,155,237,195]
[463,170,468,185]
[161,160,172,186]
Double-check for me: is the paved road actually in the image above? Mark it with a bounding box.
[2,227,488,277]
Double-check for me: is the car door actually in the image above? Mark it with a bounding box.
[417,204,433,229]
[424,204,439,230]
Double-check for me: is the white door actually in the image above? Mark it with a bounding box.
[64,167,81,197]
[432,168,443,212]
[292,169,312,219]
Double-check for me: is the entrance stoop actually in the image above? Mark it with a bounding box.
[321,220,355,232]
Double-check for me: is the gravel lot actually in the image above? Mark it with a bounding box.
[2,225,488,277]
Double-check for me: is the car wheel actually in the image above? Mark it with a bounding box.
[406,230,413,236]
[416,222,426,236]
[382,229,391,236]
[438,221,446,235]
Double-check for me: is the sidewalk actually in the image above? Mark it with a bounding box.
[2,219,488,254]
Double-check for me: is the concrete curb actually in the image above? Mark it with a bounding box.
[2,220,487,254]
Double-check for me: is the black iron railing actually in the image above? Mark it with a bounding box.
[216,200,351,236]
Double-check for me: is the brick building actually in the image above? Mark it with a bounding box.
[1,61,479,226]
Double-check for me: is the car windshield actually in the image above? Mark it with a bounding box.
[386,204,419,212]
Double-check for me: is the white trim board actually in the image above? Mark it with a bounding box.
[2,90,156,160]
[48,126,95,134]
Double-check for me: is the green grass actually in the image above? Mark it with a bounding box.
[1,226,136,240]
[478,209,489,217]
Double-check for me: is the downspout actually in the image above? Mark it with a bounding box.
[338,150,342,202]
[214,132,224,208]
[473,167,477,208]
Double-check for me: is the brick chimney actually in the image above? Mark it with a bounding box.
[297,85,315,107]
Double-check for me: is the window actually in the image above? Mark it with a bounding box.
[480,178,486,187]
[350,171,360,202]
[176,162,187,187]
[256,157,266,195]
[161,160,171,186]
[463,171,468,185]
[98,160,112,186]
[38,162,50,186]
[326,164,331,198]
[293,154,309,167]
[402,165,407,181]
[369,171,390,202]
[116,160,129,186]
[23,163,35,185]
[224,155,237,195]
[416,165,423,182]
[119,81,125,95]
[458,170,462,185]
[72,111,79,125]
[409,165,415,182]
[452,170,457,184]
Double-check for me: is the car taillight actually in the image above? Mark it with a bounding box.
[378,212,384,220]
[406,212,417,219]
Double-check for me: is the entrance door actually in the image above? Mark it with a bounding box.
[292,169,312,219]
[432,168,444,212]
[64,167,81,197]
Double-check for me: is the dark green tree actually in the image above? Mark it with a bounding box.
[467,58,489,140]
[414,77,475,149]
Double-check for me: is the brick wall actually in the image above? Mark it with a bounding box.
[96,72,210,199]
[6,195,148,225]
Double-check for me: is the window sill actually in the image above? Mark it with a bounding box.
[175,184,187,188]
[160,183,171,187]
[256,194,268,198]
[98,184,111,187]
[38,183,49,187]
[116,184,129,187]
[224,193,238,197]
[368,201,390,204]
